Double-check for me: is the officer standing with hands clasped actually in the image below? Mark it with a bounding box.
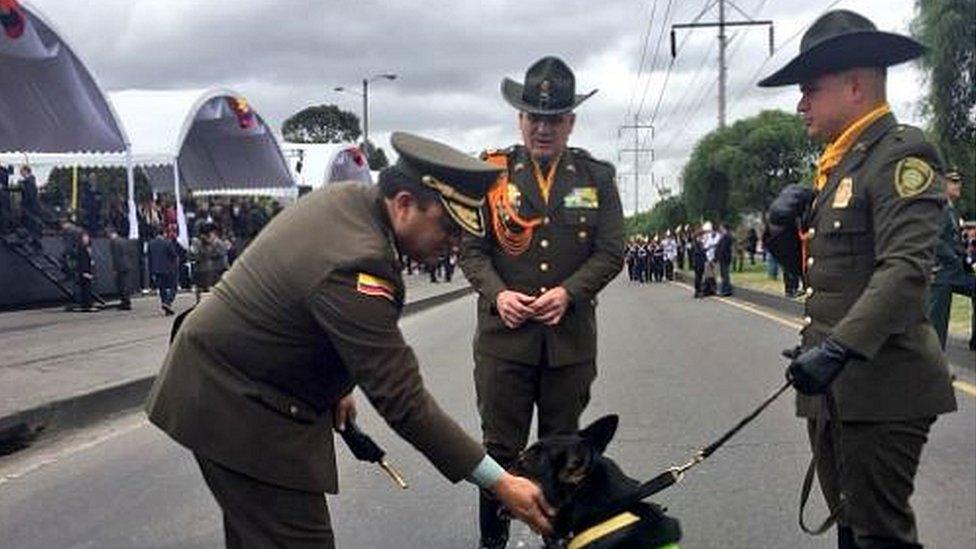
[460,56,624,548]
[146,132,554,548]
[762,10,957,548]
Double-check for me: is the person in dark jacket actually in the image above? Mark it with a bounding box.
[692,229,707,298]
[927,168,975,349]
[75,231,96,312]
[109,229,132,310]
[148,228,180,315]
[716,223,734,296]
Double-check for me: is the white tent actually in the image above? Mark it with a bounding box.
[0,0,127,155]
[2,88,294,246]
[282,142,371,188]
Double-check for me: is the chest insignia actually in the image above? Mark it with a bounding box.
[564,186,599,209]
[506,183,523,209]
[832,177,853,208]
[894,157,934,198]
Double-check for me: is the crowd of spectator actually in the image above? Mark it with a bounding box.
[1,164,286,314]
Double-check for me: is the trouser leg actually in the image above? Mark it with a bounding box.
[537,360,596,439]
[807,418,934,548]
[474,352,537,546]
[195,454,335,549]
[927,283,952,349]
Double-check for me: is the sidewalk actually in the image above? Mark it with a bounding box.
[0,273,471,453]
[672,269,975,372]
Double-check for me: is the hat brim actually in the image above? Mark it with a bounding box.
[440,196,486,238]
[501,78,597,114]
[758,31,924,87]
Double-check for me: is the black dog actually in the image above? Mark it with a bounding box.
[512,415,682,548]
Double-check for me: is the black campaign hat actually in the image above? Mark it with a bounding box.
[758,10,925,87]
[390,132,501,238]
[501,56,597,115]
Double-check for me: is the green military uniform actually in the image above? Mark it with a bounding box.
[760,10,957,548]
[147,133,498,548]
[459,56,624,548]
[927,173,976,349]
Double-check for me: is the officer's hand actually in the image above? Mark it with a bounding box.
[490,472,555,536]
[786,339,851,395]
[496,290,537,329]
[333,392,357,432]
[531,286,570,326]
[769,184,814,226]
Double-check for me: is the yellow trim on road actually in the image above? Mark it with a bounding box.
[667,282,973,398]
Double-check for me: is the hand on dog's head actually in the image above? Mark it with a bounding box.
[511,415,632,535]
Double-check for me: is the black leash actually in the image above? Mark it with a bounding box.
[798,391,845,535]
[599,379,793,518]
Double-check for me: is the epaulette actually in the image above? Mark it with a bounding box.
[480,146,515,161]
[570,147,614,170]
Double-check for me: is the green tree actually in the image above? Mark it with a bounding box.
[361,139,390,170]
[681,110,816,223]
[281,104,362,143]
[624,195,687,237]
[912,0,975,217]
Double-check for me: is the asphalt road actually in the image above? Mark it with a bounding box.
[1,279,973,548]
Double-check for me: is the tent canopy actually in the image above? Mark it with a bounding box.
[283,142,371,187]
[0,0,127,154]
[111,88,294,192]
[1,88,295,193]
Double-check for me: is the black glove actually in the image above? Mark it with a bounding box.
[768,184,814,227]
[786,338,852,395]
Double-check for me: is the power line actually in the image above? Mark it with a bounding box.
[625,0,660,121]
[731,0,845,104]
[634,0,678,118]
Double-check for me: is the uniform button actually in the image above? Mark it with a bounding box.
[540,262,550,272]
[540,238,549,249]
[578,230,588,239]
[580,215,588,223]
[803,316,812,325]
[805,287,814,297]
[832,220,841,229]
[289,405,299,416]
[539,286,548,293]
[807,257,815,268]
[807,228,816,238]
[543,216,551,226]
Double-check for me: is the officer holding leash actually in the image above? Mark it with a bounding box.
[147,133,554,548]
[762,10,957,548]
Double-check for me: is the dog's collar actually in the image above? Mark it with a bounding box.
[567,511,641,549]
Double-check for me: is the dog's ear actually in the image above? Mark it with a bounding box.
[557,451,591,486]
[579,415,618,454]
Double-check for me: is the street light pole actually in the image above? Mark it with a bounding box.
[335,73,397,147]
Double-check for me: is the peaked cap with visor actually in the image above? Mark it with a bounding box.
[389,132,501,238]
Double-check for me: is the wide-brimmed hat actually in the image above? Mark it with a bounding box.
[758,10,924,87]
[501,56,597,115]
[389,132,501,238]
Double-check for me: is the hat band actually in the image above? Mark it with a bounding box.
[420,175,484,208]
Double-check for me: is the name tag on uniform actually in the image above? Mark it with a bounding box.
[564,186,599,209]
[832,177,853,208]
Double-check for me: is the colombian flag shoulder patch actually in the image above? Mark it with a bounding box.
[356,273,395,302]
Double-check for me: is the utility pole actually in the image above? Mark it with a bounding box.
[671,0,773,128]
[619,114,654,215]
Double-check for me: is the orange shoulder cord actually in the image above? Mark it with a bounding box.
[484,151,542,256]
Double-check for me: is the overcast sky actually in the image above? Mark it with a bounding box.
[30,0,927,213]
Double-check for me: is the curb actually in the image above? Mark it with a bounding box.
[0,285,475,456]
[672,270,974,372]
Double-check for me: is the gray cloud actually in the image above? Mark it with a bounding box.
[30,0,925,212]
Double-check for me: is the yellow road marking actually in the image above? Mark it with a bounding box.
[667,281,973,397]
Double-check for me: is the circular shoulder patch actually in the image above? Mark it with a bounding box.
[894,156,934,198]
